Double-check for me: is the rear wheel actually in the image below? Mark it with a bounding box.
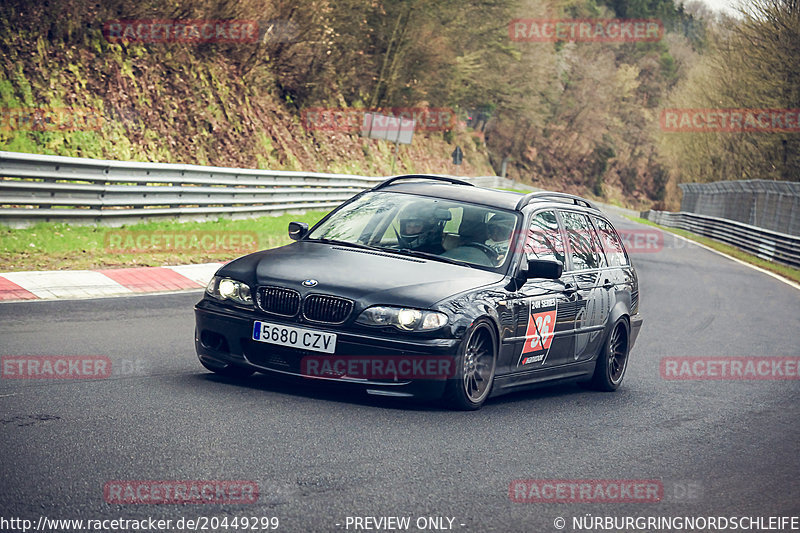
[444,319,497,410]
[199,358,256,378]
[589,319,629,391]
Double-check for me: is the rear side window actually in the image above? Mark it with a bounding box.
[594,217,630,267]
[561,211,605,271]
[525,210,565,265]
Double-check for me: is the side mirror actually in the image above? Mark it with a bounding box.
[509,257,563,291]
[288,221,309,241]
[526,258,563,280]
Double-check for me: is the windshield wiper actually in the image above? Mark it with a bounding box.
[310,239,471,267]
[307,238,382,251]
[389,248,468,267]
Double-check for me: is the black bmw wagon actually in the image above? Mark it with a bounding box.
[195,175,642,409]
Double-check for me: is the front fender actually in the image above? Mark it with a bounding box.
[438,289,506,341]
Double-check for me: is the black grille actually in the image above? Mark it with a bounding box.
[257,286,301,316]
[303,294,354,324]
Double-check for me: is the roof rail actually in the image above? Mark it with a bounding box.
[372,175,475,190]
[515,191,598,210]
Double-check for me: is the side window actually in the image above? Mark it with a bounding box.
[561,211,605,270]
[594,217,630,267]
[525,210,565,265]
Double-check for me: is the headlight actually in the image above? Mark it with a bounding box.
[206,276,253,306]
[356,306,448,331]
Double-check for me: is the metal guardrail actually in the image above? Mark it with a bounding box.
[0,149,649,232]
[0,151,389,227]
[0,151,528,228]
[644,209,800,268]
[679,180,800,236]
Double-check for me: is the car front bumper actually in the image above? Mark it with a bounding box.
[194,300,461,400]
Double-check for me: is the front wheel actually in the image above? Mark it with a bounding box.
[443,319,498,410]
[588,319,630,391]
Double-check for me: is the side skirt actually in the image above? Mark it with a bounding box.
[490,360,596,397]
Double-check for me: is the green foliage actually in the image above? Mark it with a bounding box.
[659,51,677,82]
[0,0,770,214]
[659,0,800,189]
[0,212,331,271]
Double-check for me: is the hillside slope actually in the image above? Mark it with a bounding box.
[0,24,493,179]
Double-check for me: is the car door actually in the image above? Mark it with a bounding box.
[509,209,576,372]
[560,210,612,362]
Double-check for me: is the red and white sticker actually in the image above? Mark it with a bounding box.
[520,298,558,366]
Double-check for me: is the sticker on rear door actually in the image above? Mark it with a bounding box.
[519,298,558,366]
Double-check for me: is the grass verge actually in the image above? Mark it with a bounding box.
[6,209,796,285]
[0,211,329,272]
[626,216,800,285]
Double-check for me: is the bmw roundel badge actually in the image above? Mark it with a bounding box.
[302,279,318,287]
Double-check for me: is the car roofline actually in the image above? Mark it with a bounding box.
[372,174,476,190]
[516,191,598,211]
[370,174,600,213]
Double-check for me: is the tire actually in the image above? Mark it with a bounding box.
[443,319,498,410]
[199,357,256,378]
[588,318,630,391]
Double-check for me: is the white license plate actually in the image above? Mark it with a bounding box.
[252,321,337,354]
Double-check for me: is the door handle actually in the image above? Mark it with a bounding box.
[603,279,614,289]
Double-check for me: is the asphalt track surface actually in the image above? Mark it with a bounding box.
[1,215,799,533]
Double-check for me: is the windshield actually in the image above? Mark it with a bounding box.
[306,191,520,271]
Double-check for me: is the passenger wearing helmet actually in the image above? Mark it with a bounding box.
[395,202,448,254]
[485,212,516,262]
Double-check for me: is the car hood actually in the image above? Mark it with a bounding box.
[217,241,505,309]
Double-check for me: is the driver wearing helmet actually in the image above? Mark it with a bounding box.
[396,202,447,254]
[485,212,515,262]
